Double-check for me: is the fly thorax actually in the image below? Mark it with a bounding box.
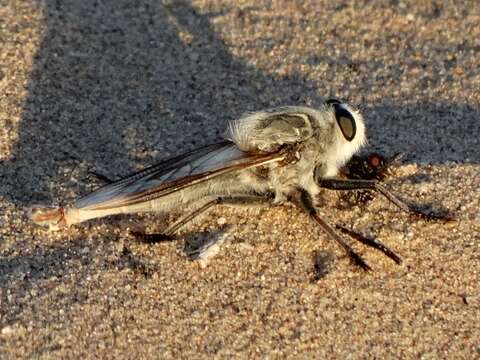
[267,160,300,196]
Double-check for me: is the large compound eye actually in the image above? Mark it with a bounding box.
[325,100,357,141]
[325,100,357,142]
[335,106,356,141]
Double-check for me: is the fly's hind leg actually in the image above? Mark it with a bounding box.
[133,194,274,266]
[133,194,275,244]
[132,199,219,244]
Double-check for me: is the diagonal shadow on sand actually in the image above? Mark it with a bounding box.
[1,0,323,206]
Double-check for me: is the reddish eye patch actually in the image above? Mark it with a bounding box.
[368,153,383,168]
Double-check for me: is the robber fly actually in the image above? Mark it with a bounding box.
[30,99,453,271]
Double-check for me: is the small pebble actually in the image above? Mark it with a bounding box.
[1,326,14,336]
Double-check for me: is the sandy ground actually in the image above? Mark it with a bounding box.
[1,0,479,358]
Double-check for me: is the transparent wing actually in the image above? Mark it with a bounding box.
[75,141,284,211]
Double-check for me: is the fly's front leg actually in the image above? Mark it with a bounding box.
[318,178,454,221]
[133,194,275,244]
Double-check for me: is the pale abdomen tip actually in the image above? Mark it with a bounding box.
[28,206,67,231]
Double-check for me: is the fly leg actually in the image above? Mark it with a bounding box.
[87,171,116,184]
[318,178,454,221]
[185,194,275,262]
[132,199,219,244]
[335,224,402,264]
[133,194,275,244]
[291,189,372,271]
